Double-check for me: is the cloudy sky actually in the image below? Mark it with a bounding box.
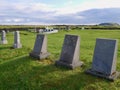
[0,0,120,25]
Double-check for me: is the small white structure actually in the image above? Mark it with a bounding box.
[81,27,85,30]
[39,27,58,34]
[38,29,43,33]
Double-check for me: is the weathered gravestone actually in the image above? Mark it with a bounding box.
[66,26,71,30]
[29,34,50,60]
[13,31,22,48]
[0,30,8,44]
[6,30,9,33]
[86,38,120,81]
[55,34,83,69]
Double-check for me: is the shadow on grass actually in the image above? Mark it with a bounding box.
[0,56,111,90]
[0,46,31,62]
[40,64,110,90]
[0,45,11,50]
[0,57,63,89]
[0,55,30,72]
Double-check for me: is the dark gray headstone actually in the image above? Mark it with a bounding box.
[13,31,22,48]
[0,30,8,44]
[29,34,50,60]
[86,38,120,81]
[55,34,83,69]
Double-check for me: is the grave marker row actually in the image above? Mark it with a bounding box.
[0,30,22,48]
[29,34,120,81]
[1,31,119,81]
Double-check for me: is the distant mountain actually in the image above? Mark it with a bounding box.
[99,23,119,26]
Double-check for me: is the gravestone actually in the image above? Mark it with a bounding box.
[29,34,50,60]
[55,34,83,69]
[0,30,8,44]
[66,26,71,30]
[13,31,22,48]
[86,38,120,81]
[6,30,10,33]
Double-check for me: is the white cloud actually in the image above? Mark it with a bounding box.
[3,18,24,23]
[55,0,120,15]
[75,16,84,19]
[64,0,74,6]
[30,3,54,12]
[79,0,120,11]
[13,3,55,13]
[1,0,120,15]
[4,19,12,22]
[13,18,24,22]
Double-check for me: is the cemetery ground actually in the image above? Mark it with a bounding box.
[0,29,120,90]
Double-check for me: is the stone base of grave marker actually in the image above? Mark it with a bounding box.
[29,52,50,60]
[55,60,83,69]
[13,43,22,48]
[86,69,120,81]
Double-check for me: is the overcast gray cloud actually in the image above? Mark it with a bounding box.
[0,0,120,25]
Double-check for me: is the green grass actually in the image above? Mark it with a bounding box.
[0,29,120,90]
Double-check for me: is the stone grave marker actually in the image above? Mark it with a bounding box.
[6,30,10,33]
[86,38,120,81]
[66,26,70,30]
[0,30,8,44]
[55,34,83,69]
[13,31,22,48]
[29,34,50,60]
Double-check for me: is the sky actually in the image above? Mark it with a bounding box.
[0,0,120,25]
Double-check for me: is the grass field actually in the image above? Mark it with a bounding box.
[0,29,120,90]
